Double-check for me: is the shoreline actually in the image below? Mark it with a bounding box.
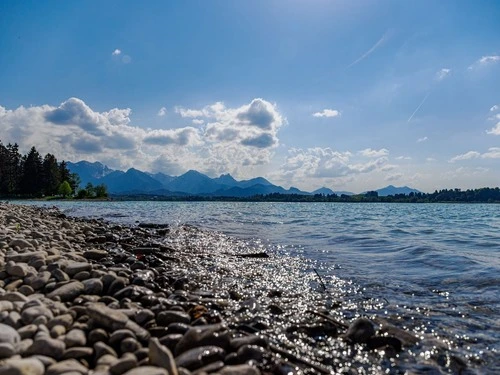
[0,203,484,374]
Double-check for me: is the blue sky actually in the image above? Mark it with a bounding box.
[1,0,499,192]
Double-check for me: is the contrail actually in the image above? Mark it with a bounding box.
[347,30,392,69]
[407,92,431,122]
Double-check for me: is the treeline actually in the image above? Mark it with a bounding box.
[113,187,500,203]
[0,141,107,199]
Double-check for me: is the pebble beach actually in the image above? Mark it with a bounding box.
[0,203,481,374]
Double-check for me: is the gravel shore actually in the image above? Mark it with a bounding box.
[0,203,471,374]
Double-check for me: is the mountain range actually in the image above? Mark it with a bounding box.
[67,161,421,197]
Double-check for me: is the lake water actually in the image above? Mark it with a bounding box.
[15,201,500,372]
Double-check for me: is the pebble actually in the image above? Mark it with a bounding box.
[148,338,178,375]
[45,359,89,375]
[0,357,45,375]
[174,345,226,371]
[344,318,375,344]
[46,281,85,302]
[0,323,21,344]
[64,329,87,347]
[26,337,66,359]
[122,367,168,375]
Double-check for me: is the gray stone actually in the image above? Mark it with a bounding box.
[0,300,14,312]
[174,346,226,371]
[51,269,70,282]
[65,329,87,347]
[27,336,66,359]
[218,364,261,375]
[120,337,140,353]
[15,338,33,355]
[64,262,91,277]
[6,261,31,278]
[109,355,138,375]
[17,324,38,339]
[18,285,35,296]
[0,322,21,344]
[175,324,229,355]
[134,309,155,325]
[82,278,103,295]
[46,359,89,375]
[94,341,118,358]
[86,303,128,328]
[0,292,28,303]
[47,314,74,330]
[47,281,84,302]
[83,250,108,261]
[109,329,135,345]
[0,342,16,358]
[21,305,54,324]
[0,357,45,375]
[50,325,66,338]
[149,337,178,375]
[8,239,34,249]
[157,311,190,326]
[122,367,168,375]
[29,271,51,290]
[62,346,94,359]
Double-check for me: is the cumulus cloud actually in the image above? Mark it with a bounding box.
[157,107,167,117]
[385,173,403,182]
[279,147,389,183]
[312,109,340,118]
[448,149,500,162]
[358,148,389,157]
[435,68,451,81]
[192,119,204,125]
[112,49,121,56]
[486,112,500,135]
[0,97,285,177]
[490,105,499,112]
[417,136,428,143]
[468,55,500,70]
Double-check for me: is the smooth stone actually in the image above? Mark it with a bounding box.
[174,346,226,371]
[18,285,35,296]
[96,354,118,367]
[21,306,54,325]
[0,300,14,312]
[8,239,34,249]
[157,311,190,326]
[122,367,168,375]
[29,271,51,290]
[149,338,178,375]
[73,271,91,281]
[64,329,87,347]
[47,281,84,302]
[83,250,108,261]
[6,311,22,328]
[82,278,103,295]
[0,357,45,375]
[86,303,128,328]
[235,345,266,363]
[0,323,21,344]
[120,337,140,353]
[6,261,31,278]
[62,346,94,359]
[0,292,28,303]
[94,341,118,358]
[134,309,155,325]
[15,338,33,355]
[51,269,70,282]
[218,364,261,375]
[64,262,91,277]
[230,335,268,351]
[109,329,135,345]
[192,361,224,374]
[17,325,38,339]
[344,318,375,344]
[175,324,230,355]
[159,334,183,353]
[47,314,74,330]
[0,342,16,358]
[46,359,89,375]
[109,355,138,375]
[88,329,108,345]
[26,337,65,359]
[50,325,66,338]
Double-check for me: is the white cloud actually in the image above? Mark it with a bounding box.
[175,107,205,118]
[157,107,167,117]
[486,112,500,135]
[490,105,499,112]
[468,55,500,70]
[358,148,389,157]
[192,119,204,125]
[396,156,412,160]
[426,157,436,162]
[449,148,500,162]
[0,97,286,177]
[449,151,481,163]
[312,109,341,118]
[385,173,403,182]
[112,49,121,56]
[417,136,428,143]
[435,68,451,81]
[482,147,500,159]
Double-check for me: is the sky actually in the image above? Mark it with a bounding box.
[0,0,499,193]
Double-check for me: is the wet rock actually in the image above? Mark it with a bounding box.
[46,359,88,375]
[175,346,226,371]
[47,281,85,302]
[0,323,21,344]
[0,357,45,375]
[366,336,403,352]
[135,309,155,325]
[157,310,190,326]
[175,324,230,355]
[149,337,179,375]
[230,335,268,351]
[344,318,375,344]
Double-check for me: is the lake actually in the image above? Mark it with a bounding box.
[14,200,500,372]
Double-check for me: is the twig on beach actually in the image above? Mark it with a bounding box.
[314,268,327,291]
[306,310,349,329]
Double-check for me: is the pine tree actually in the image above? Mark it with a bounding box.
[42,153,61,196]
[20,146,43,196]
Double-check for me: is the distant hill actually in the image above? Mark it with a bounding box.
[66,160,419,198]
[375,185,421,196]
